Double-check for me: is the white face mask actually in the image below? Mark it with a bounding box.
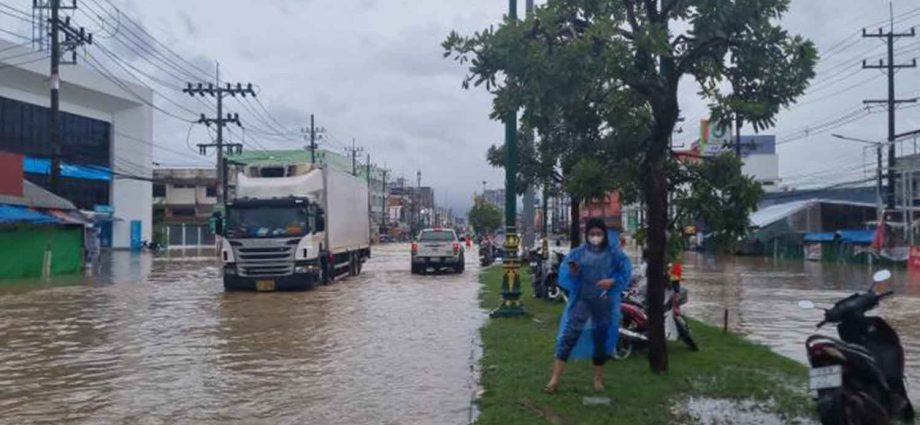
[588,235,604,246]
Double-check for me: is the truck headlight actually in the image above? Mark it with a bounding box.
[224,266,237,276]
[294,265,315,274]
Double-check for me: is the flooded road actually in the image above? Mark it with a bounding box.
[682,253,920,401]
[0,244,485,424]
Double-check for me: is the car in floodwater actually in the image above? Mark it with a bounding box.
[411,228,465,274]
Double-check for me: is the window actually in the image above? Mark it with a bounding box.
[171,207,196,217]
[0,96,112,209]
[153,184,166,197]
[419,230,456,242]
[206,186,217,197]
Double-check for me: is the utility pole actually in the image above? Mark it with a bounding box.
[381,166,389,237]
[493,0,525,318]
[345,138,363,176]
[183,64,255,204]
[302,114,324,164]
[862,4,917,210]
[416,170,422,230]
[35,0,92,194]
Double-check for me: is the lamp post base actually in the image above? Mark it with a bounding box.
[490,230,527,318]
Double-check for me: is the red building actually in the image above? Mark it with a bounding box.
[580,192,622,231]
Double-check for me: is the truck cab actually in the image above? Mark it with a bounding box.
[220,197,327,291]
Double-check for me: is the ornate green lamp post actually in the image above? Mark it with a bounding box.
[491,0,526,318]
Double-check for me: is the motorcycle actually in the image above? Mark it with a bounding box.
[616,278,699,360]
[537,251,566,302]
[528,248,547,298]
[799,269,914,425]
[479,239,495,267]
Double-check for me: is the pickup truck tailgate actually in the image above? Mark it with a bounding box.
[418,242,455,257]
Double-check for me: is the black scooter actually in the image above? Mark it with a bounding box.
[479,240,495,267]
[535,251,566,302]
[800,270,914,425]
[528,248,547,298]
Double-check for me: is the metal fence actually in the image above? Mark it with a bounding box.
[164,224,215,248]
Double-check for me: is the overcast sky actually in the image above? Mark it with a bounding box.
[4,0,920,214]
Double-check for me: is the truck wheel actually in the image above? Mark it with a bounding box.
[347,253,356,277]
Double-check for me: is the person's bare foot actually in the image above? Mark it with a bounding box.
[593,377,604,391]
[543,378,559,394]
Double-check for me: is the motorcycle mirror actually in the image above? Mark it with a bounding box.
[873,270,892,283]
[797,300,816,310]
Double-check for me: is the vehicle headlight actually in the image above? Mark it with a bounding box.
[294,265,315,274]
[223,266,237,276]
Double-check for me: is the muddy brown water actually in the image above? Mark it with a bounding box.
[0,244,485,424]
[682,252,920,403]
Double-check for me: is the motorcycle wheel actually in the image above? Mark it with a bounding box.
[674,316,699,352]
[614,320,637,360]
[816,388,888,425]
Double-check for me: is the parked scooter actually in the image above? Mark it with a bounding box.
[616,278,699,359]
[528,248,547,298]
[799,270,914,425]
[537,251,567,302]
[479,238,495,267]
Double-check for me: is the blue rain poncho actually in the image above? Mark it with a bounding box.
[554,230,632,364]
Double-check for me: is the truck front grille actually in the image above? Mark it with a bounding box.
[235,245,294,277]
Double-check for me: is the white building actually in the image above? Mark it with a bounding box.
[738,135,781,192]
[0,39,153,249]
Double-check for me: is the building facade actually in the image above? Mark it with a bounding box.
[152,168,218,247]
[0,39,153,249]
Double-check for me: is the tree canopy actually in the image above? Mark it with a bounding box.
[468,202,504,235]
[445,0,816,372]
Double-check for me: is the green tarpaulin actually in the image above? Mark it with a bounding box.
[0,226,83,279]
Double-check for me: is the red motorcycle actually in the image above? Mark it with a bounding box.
[616,278,699,359]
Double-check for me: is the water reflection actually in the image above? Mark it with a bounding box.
[683,253,920,401]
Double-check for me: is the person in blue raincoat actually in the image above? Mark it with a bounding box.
[544,218,632,393]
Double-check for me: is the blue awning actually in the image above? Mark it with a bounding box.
[24,157,111,181]
[0,205,61,224]
[804,232,835,243]
[837,230,875,245]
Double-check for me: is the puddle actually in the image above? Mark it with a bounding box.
[671,397,817,425]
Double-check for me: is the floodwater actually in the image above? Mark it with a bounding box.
[682,252,920,402]
[0,244,485,424]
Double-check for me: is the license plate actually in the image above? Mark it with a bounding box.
[430,257,441,263]
[809,365,842,391]
[256,280,276,292]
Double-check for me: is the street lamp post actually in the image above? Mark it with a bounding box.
[491,0,526,318]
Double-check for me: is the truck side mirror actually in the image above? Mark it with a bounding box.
[316,209,326,232]
[211,213,224,236]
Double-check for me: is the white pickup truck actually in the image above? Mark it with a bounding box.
[411,228,465,274]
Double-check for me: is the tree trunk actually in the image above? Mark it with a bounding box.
[645,138,669,373]
[569,198,581,248]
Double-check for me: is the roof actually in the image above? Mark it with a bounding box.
[0,205,61,225]
[229,149,386,180]
[0,180,77,210]
[804,230,875,244]
[750,199,876,228]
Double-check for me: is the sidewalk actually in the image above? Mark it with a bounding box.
[475,266,816,425]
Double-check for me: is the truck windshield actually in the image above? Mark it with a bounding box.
[226,205,309,238]
[419,230,455,242]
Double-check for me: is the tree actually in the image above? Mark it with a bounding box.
[445,0,816,372]
[468,202,503,235]
[672,153,764,253]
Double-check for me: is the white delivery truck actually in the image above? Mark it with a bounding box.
[217,164,371,291]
